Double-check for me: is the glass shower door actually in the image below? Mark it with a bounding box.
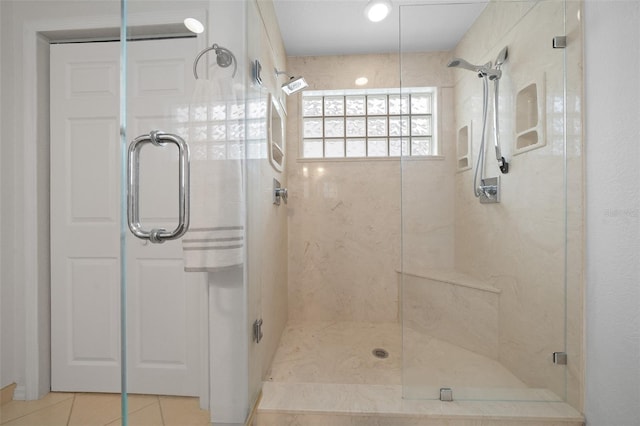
[119,1,260,424]
[46,0,258,423]
[400,0,569,402]
[119,11,209,424]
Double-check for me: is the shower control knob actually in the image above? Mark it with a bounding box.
[275,187,288,204]
[273,178,288,205]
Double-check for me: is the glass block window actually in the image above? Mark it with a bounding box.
[300,87,437,159]
[173,96,270,161]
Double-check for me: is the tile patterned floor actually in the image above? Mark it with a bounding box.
[0,392,210,426]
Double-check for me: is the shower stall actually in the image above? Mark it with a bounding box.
[402,0,575,401]
[0,0,583,425]
[257,0,583,424]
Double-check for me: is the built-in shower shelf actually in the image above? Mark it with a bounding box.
[514,74,546,155]
[457,123,472,172]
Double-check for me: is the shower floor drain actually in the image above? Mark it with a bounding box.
[372,348,389,359]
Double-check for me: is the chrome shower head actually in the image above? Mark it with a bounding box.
[275,68,308,95]
[447,58,493,76]
[494,46,508,68]
[282,76,309,95]
[447,57,482,72]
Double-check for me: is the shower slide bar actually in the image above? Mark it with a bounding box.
[127,130,190,244]
[447,46,509,202]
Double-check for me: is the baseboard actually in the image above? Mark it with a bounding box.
[11,385,26,401]
[1,383,17,404]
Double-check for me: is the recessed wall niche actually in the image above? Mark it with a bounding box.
[457,122,472,172]
[514,74,546,154]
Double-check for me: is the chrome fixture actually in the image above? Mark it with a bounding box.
[552,36,567,49]
[253,59,263,85]
[193,43,237,79]
[447,58,490,74]
[478,177,500,204]
[273,178,288,205]
[275,68,308,95]
[492,46,509,174]
[448,47,509,201]
[127,131,190,244]
[253,319,264,343]
[553,352,568,365]
[440,388,453,402]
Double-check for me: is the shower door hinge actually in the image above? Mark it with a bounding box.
[552,36,567,49]
[253,318,263,344]
[553,352,567,365]
[440,387,453,401]
[253,59,263,86]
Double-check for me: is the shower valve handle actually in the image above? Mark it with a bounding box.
[275,187,288,204]
[499,157,509,174]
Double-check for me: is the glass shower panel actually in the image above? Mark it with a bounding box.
[400,0,568,402]
[246,0,267,416]
[121,1,258,424]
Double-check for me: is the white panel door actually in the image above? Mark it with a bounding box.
[51,38,205,396]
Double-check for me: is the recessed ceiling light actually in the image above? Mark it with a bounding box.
[364,0,392,23]
[355,77,369,86]
[184,18,204,34]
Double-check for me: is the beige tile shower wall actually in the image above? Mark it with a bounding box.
[252,0,289,380]
[285,53,455,322]
[451,0,583,410]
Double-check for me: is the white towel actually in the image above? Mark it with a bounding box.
[182,77,245,271]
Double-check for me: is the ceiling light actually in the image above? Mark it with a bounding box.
[184,18,204,34]
[365,0,392,22]
[355,77,369,86]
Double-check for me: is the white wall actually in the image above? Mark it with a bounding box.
[0,0,18,392]
[584,1,640,425]
[0,0,10,392]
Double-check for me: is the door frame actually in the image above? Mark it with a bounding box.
[19,8,209,402]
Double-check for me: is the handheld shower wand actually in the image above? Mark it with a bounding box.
[492,47,509,174]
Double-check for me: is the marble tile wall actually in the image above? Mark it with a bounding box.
[285,52,455,323]
[250,0,289,380]
[450,0,583,411]
[281,0,583,412]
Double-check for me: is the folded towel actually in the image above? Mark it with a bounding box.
[181,77,245,271]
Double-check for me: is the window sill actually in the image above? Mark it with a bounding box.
[296,155,445,163]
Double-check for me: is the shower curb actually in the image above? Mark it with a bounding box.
[254,382,584,426]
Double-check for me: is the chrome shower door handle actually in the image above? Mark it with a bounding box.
[127,131,190,244]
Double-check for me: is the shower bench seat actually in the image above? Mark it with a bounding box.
[399,268,501,360]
